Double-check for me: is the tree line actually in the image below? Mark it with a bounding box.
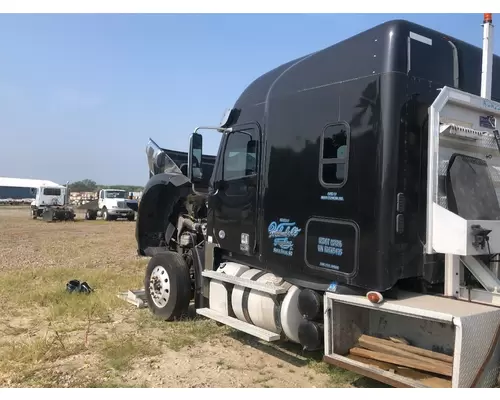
[69,179,143,193]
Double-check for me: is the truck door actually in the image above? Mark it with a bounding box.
[98,190,104,209]
[210,123,260,255]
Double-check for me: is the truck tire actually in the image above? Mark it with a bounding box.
[144,251,191,321]
[85,210,97,220]
[127,214,135,222]
[102,207,111,221]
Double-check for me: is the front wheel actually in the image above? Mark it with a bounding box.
[102,208,111,221]
[144,252,191,321]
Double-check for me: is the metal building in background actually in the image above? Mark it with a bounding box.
[0,177,63,202]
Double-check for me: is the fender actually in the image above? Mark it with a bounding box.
[136,172,192,256]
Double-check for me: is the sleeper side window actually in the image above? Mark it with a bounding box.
[320,122,350,186]
[222,130,258,181]
[43,188,61,196]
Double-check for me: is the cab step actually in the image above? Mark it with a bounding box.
[196,307,281,342]
[201,270,288,295]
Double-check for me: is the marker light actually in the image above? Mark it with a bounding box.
[484,13,493,23]
[367,291,384,304]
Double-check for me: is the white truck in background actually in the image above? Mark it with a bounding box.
[83,188,136,221]
[30,183,75,222]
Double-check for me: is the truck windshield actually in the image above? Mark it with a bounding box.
[105,191,126,199]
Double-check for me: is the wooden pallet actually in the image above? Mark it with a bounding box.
[345,334,453,388]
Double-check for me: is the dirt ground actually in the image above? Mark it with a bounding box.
[0,206,377,388]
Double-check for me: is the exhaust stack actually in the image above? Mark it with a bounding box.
[481,13,494,99]
[65,181,70,206]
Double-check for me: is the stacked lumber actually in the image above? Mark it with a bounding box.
[348,334,453,388]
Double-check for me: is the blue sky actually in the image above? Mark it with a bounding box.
[0,13,494,186]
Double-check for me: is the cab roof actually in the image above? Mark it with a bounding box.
[234,19,500,109]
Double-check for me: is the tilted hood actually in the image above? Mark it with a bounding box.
[146,138,216,179]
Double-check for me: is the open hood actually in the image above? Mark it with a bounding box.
[146,137,217,179]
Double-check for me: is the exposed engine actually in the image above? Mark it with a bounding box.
[172,193,208,254]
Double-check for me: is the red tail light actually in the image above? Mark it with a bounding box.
[367,291,384,304]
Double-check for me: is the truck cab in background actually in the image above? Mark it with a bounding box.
[30,184,75,221]
[84,189,136,221]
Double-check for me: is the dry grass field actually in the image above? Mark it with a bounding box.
[0,206,376,388]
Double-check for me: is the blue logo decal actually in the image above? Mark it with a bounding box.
[268,218,301,257]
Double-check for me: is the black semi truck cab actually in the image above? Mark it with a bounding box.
[136,17,500,388]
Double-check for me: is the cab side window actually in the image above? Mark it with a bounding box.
[320,122,350,186]
[43,188,61,196]
[223,130,258,181]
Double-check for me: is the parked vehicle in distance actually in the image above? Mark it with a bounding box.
[82,188,136,221]
[31,183,75,222]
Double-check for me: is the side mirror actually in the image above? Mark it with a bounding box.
[188,132,204,183]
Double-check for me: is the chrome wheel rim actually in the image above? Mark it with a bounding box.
[149,266,171,308]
